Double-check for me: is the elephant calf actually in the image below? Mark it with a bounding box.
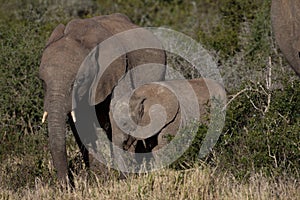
[109,78,226,172]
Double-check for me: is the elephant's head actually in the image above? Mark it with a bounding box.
[271,0,300,77]
[111,82,180,141]
[39,13,166,181]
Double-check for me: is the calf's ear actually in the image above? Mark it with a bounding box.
[130,84,180,127]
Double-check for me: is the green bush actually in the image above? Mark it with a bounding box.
[0,20,44,135]
[217,80,300,179]
[199,0,269,58]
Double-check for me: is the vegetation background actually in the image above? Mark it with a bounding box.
[0,0,299,199]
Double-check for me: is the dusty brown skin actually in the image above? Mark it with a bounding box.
[39,13,166,182]
[109,78,226,169]
[271,0,300,77]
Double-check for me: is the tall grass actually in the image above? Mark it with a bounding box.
[1,165,299,200]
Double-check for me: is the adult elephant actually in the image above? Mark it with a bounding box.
[271,0,300,77]
[39,13,166,182]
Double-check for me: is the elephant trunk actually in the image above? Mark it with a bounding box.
[47,94,68,182]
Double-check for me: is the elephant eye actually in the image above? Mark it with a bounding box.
[74,76,85,87]
[298,52,300,58]
[73,80,79,88]
[78,76,85,83]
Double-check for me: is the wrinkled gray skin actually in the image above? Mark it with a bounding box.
[109,78,226,171]
[271,0,300,77]
[39,13,166,182]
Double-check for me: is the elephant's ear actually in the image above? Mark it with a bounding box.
[271,0,300,76]
[45,24,65,48]
[129,83,180,129]
[88,45,127,106]
[90,57,126,105]
[73,44,126,107]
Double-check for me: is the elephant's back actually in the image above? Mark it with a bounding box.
[95,13,167,71]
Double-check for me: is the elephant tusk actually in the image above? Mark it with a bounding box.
[71,110,76,122]
[142,139,147,149]
[42,112,48,124]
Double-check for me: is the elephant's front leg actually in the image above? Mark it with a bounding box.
[70,104,112,180]
[110,111,137,178]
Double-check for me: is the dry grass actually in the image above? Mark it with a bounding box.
[1,166,299,200]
